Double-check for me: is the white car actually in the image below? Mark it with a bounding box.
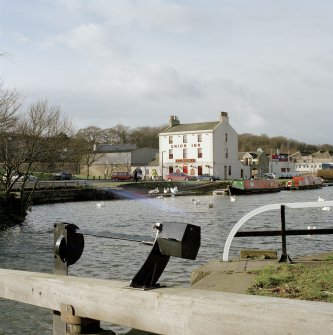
[2,174,37,182]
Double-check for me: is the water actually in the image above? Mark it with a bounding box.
[1,187,333,334]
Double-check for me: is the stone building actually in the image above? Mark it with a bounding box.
[83,144,157,179]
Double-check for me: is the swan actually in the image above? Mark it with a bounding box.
[322,206,331,211]
[148,187,159,194]
[170,186,178,194]
[230,195,236,202]
[96,201,105,208]
[317,196,325,202]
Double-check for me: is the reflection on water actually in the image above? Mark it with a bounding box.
[1,187,333,333]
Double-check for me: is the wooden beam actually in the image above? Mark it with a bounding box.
[1,268,333,334]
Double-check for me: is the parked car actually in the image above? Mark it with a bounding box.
[262,173,277,179]
[52,171,72,180]
[163,173,197,181]
[111,172,134,181]
[2,173,37,182]
[196,174,221,181]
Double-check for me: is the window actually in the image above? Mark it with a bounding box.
[225,133,228,142]
[228,166,232,176]
[183,148,187,159]
[183,135,187,143]
[225,148,228,159]
[198,148,202,158]
[169,149,173,159]
[198,166,202,175]
[197,133,202,142]
[169,136,173,144]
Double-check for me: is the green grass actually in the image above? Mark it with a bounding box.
[248,263,333,302]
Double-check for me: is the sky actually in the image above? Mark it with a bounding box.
[1,0,333,145]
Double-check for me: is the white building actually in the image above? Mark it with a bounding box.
[292,151,333,175]
[158,112,249,180]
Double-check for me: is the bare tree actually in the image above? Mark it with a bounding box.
[75,126,104,178]
[0,82,21,133]
[1,99,73,217]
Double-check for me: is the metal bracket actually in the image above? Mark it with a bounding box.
[54,223,84,275]
[130,222,200,289]
[60,304,81,324]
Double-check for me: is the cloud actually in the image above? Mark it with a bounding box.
[2,0,333,144]
[43,23,127,59]
[80,0,209,33]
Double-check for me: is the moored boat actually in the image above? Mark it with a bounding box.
[283,175,323,190]
[229,179,281,195]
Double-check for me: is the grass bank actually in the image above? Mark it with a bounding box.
[248,254,333,302]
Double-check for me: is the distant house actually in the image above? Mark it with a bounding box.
[82,144,157,179]
[268,152,295,176]
[238,149,269,178]
[292,151,333,175]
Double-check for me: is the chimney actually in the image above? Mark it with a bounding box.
[169,115,180,127]
[220,111,229,124]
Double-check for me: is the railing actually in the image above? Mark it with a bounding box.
[1,268,333,335]
[223,200,333,262]
[10,180,88,190]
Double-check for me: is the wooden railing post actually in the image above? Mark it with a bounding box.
[60,304,102,335]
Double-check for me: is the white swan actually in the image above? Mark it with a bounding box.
[230,195,236,202]
[322,206,331,211]
[148,187,159,194]
[96,201,105,208]
[317,196,325,202]
[170,186,178,194]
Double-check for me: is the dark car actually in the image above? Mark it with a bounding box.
[163,173,197,181]
[111,172,134,181]
[52,171,72,180]
[196,174,221,181]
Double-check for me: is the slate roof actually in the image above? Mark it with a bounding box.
[161,121,220,134]
[95,144,137,153]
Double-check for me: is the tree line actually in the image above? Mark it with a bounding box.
[77,125,333,153]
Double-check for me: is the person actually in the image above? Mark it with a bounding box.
[134,169,138,182]
[152,169,157,181]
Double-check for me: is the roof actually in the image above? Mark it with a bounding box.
[95,144,137,153]
[161,121,220,134]
[238,151,263,159]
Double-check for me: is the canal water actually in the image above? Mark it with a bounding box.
[1,186,333,334]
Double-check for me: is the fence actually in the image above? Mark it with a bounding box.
[223,200,333,262]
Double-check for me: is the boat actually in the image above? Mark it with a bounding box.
[229,179,281,195]
[283,175,323,190]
